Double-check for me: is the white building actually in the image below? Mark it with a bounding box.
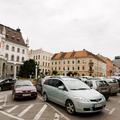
[28,49,53,75]
[0,24,28,78]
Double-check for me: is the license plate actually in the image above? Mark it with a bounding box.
[95,103,102,108]
[23,94,31,97]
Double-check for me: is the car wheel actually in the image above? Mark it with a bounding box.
[43,93,48,102]
[65,100,75,115]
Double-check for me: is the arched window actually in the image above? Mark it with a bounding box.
[5,54,9,60]
[17,48,20,53]
[12,46,15,51]
[22,57,24,62]
[6,45,9,50]
[11,55,14,61]
[16,56,20,62]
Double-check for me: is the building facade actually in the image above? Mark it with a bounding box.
[28,49,53,75]
[97,54,113,76]
[0,24,28,78]
[51,50,106,77]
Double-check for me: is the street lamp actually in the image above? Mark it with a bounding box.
[35,64,38,79]
[13,63,16,79]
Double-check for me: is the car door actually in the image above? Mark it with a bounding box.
[52,79,68,106]
[43,79,55,101]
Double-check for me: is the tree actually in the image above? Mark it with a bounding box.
[52,70,58,75]
[67,71,73,76]
[19,59,36,78]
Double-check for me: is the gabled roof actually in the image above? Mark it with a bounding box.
[51,50,106,63]
[0,24,27,47]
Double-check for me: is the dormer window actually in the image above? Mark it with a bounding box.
[6,34,9,38]
[17,38,20,41]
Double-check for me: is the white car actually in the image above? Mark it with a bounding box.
[42,76,106,114]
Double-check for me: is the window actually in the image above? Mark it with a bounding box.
[11,55,14,61]
[59,67,60,70]
[59,61,61,64]
[82,66,85,70]
[63,61,65,64]
[22,49,25,54]
[72,67,74,70]
[78,60,80,64]
[22,57,24,62]
[38,55,40,59]
[11,66,13,71]
[68,67,69,70]
[68,61,70,64]
[6,45,9,50]
[5,54,8,60]
[17,48,20,53]
[12,46,15,51]
[55,62,57,65]
[78,66,80,70]
[16,56,20,62]
[48,63,50,67]
[72,61,74,64]
[36,56,37,60]
[33,56,35,60]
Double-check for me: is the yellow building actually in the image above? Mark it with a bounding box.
[51,49,106,77]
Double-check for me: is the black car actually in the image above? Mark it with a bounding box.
[0,78,16,91]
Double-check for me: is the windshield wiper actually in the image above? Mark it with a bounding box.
[71,88,89,90]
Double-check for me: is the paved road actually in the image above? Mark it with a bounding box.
[0,91,69,120]
[49,94,120,120]
[0,91,120,120]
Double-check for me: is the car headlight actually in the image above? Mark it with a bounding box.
[31,89,37,92]
[74,97,90,102]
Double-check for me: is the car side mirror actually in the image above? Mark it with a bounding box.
[58,86,64,90]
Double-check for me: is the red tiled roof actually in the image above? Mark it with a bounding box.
[52,50,106,63]
[0,24,26,47]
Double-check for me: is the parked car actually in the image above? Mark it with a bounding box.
[42,76,106,114]
[104,78,119,95]
[36,76,51,95]
[12,80,37,100]
[0,78,16,91]
[80,78,110,100]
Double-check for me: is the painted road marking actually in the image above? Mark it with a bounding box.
[33,104,47,120]
[54,113,60,120]
[6,105,19,113]
[109,108,116,115]
[47,103,70,120]
[38,95,43,101]
[2,95,7,107]
[18,104,34,117]
[0,110,24,120]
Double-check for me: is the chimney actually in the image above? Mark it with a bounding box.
[16,27,21,32]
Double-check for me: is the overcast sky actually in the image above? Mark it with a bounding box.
[0,0,120,59]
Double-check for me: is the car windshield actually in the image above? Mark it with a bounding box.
[63,78,90,90]
[96,81,109,87]
[106,79,118,83]
[15,80,33,87]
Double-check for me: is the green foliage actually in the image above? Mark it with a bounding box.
[19,59,36,78]
[52,70,58,75]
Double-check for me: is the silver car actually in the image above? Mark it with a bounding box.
[42,76,106,114]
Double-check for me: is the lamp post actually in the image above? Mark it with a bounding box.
[35,64,38,79]
[13,63,16,79]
